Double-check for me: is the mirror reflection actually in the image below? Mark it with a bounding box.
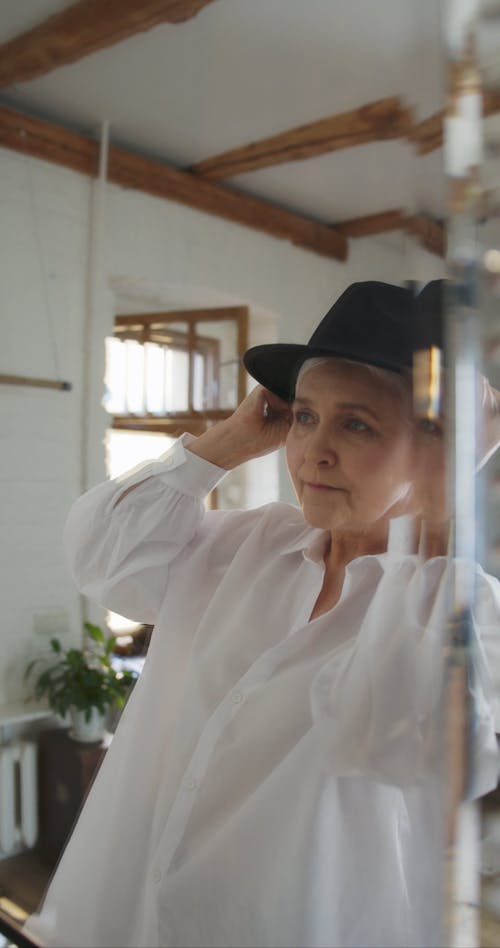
[0,1,500,947]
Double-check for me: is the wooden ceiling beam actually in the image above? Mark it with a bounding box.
[0,0,217,88]
[0,105,347,261]
[190,97,413,179]
[0,104,97,173]
[335,208,406,238]
[410,88,500,155]
[409,110,444,155]
[405,215,446,257]
[334,207,446,258]
[108,145,347,259]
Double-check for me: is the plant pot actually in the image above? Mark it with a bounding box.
[69,707,107,743]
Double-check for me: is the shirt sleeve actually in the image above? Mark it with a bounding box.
[63,435,227,623]
[310,556,500,794]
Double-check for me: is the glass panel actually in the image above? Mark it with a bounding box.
[192,351,205,411]
[109,316,241,415]
[165,348,189,412]
[106,428,175,478]
[104,337,126,414]
[202,320,238,410]
[144,342,165,414]
[125,340,145,414]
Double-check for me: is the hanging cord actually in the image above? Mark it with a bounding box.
[0,157,72,391]
[24,155,62,383]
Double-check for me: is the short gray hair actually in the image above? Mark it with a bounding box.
[295,356,410,403]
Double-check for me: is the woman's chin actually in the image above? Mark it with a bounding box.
[301,503,352,533]
[300,500,395,540]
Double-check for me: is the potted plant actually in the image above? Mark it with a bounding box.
[25,622,136,742]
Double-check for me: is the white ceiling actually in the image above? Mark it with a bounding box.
[0,0,448,224]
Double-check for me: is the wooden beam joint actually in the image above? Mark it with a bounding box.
[405,215,447,257]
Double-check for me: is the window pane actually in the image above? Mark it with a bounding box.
[104,337,127,414]
[202,320,237,409]
[125,340,145,414]
[165,349,189,412]
[144,343,165,414]
[106,429,174,479]
[192,352,205,411]
[109,315,235,417]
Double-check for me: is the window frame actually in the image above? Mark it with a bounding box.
[110,306,249,438]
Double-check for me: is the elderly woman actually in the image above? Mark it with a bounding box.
[27,281,500,948]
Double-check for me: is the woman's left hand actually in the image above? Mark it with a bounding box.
[186,386,292,469]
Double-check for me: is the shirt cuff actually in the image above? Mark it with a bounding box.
[114,433,228,497]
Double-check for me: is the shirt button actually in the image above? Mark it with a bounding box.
[152,868,162,884]
[184,776,198,791]
[231,691,244,704]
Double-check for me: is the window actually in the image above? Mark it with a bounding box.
[104,306,248,439]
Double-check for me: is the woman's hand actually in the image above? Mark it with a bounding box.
[186,386,292,469]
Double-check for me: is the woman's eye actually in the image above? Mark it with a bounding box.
[418,417,443,437]
[343,417,370,433]
[294,410,313,425]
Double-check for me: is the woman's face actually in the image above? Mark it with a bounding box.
[286,360,416,538]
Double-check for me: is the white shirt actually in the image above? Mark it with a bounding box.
[27,436,500,948]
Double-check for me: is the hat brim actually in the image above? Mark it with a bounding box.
[243,343,407,402]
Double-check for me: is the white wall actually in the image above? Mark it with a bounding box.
[0,145,442,706]
[0,152,90,705]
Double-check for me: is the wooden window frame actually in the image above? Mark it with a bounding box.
[110,306,249,438]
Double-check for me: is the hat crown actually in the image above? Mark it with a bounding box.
[243,280,416,402]
[307,281,415,370]
[414,279,444,350]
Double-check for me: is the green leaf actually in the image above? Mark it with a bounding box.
[24,621,138,717]
[84,622,105,644]
[104,636,116,657]
[24,659,39,680]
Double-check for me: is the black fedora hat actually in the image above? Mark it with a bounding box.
[243,281,416,402]
[414,279,445,352]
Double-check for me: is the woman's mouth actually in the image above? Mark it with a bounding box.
[305,482,343,491]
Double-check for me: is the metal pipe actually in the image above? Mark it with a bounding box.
[442,2,484,944]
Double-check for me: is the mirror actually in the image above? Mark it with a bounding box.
[0,1,499,946]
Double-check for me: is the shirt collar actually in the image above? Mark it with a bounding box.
[278,525,330,563]
[278,520,413,575]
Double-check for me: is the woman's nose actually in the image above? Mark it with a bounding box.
[305,429,338,466]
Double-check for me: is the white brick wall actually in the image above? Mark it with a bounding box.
[0,152,90,705]
[0,144,443,707]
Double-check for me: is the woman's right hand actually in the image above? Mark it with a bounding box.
[186,386,292,469]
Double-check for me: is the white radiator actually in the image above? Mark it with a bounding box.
[0,741,38,856]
